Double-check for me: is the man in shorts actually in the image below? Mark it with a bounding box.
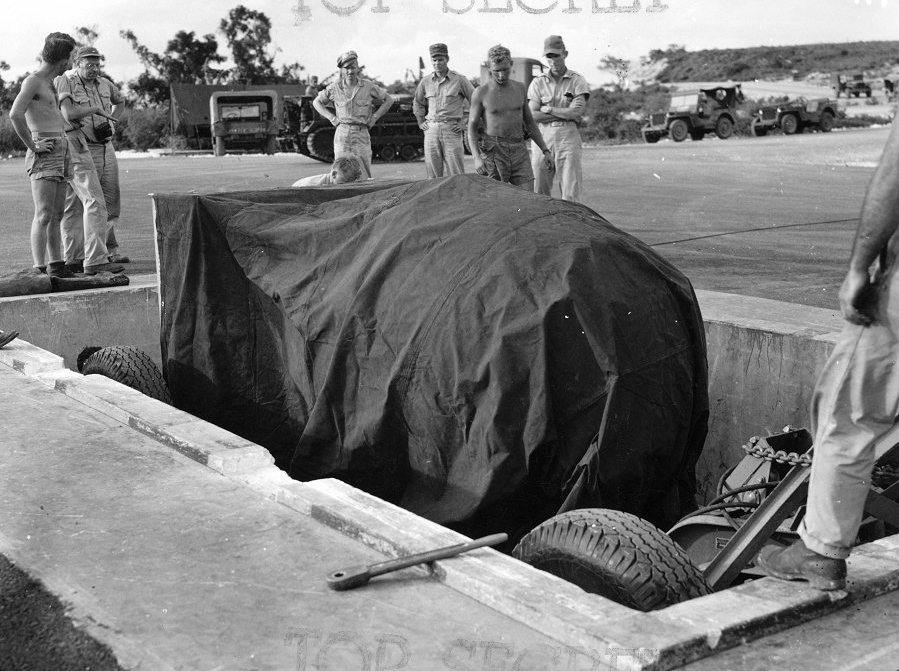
[468,45,554,190]
[8,32,78,277]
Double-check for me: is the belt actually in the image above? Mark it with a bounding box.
[540,120,575,127]
[483,134,524,143]
[428,120,462,124]
[32,131,66,138]
[338,121,368,127]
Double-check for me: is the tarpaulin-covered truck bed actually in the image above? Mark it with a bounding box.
[153,175,708,540]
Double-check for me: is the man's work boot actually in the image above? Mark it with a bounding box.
[83,262,125,276]
[108,253,130,264]
[756,539,847,590]
[47,261,77,279]
[65,260,84,274]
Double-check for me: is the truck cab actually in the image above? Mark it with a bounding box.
[210,90,280,156]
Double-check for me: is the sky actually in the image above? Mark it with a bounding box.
[3,0,897,90]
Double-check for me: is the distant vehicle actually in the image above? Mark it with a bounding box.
[209,90,280,156]
[642,84,745,143]
[832,73,872,98]
[751,97,838,136]
[282,92,424,163]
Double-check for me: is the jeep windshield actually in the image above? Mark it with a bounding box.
[669,94,699,112]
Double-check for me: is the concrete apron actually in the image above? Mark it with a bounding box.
[4,336,899,669]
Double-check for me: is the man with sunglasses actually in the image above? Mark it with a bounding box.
[527,35,589,202]
[55,46,126,275]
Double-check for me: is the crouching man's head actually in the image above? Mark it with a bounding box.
[330,155,365,184]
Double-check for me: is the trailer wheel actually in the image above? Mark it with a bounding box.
[819,111,834,132]
[79,346,173,405]
[400,144,418,161]
[513,509,711,612]
[669,119,689,143]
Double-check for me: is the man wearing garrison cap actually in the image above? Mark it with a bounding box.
[412,43,475,178]
[313,50,394,177]
[527,35,590,202]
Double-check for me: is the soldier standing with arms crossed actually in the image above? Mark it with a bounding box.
[468,45,553,190]
[528,35,589,202]
[413,43,475,178]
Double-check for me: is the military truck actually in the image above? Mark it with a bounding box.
[751,97,838,136]
[832,73,872,98]
[169,83,308,153]
[642,84,745,143]
[282,92,424,163]
[209,90,280,156]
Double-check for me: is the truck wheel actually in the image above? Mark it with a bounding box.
[79,346,173,405]
[714,116,734,139]
[214,137,225,157]
[819,111,834,132]
[781,114,799,135]
[379,145,396,161]
[669,120,689,143]
[400,144,418,161]
[513,509,711,612]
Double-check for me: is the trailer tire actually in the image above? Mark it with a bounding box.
[819,111,834,132]
[79,346,173,405]
[513,509,711,611]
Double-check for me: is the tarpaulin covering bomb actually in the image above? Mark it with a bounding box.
[153,175,708,539]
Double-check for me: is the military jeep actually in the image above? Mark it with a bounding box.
[751,97,838,136]
[642,84,745,143]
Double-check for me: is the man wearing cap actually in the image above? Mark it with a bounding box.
[413,43,475,178]
[528,35,589,202]
[55,45,126,275]
[313,51,394,178]
[468,45,554,191]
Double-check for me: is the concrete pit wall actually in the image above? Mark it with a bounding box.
[0,280,844,499]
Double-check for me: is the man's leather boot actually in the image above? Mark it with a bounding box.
[756,539,847,590]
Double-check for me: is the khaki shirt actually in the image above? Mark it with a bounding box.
[55,69,122,142]
[527,69,590,120]
[412,70,475,123]
[316,79,389,125]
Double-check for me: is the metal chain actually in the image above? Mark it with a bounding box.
[741,436,813,467]
[741,434,899,484]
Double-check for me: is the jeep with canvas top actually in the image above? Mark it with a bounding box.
[642,83,745,143]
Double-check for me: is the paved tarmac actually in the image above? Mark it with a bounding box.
[0,126,891,308]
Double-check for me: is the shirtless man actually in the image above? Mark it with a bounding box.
[9,32,78,276]
[468,45,554,190]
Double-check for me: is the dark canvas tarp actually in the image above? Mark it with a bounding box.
[154,175,708,539]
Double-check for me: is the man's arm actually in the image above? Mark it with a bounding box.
[312,91,338,126]
[412,79,429,130]
[8,76,45,153]
[539,94,586,121]
[468,87,487,175]
[522,90,554,172]
[56,78,113,123]
[528,79,556,123]
[368,91,395,127]
[840,120,899,325]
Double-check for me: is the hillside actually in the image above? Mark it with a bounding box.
[639,41,899,85]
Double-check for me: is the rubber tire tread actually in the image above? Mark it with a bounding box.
[82,346,173,405]
[512,509,711,611]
